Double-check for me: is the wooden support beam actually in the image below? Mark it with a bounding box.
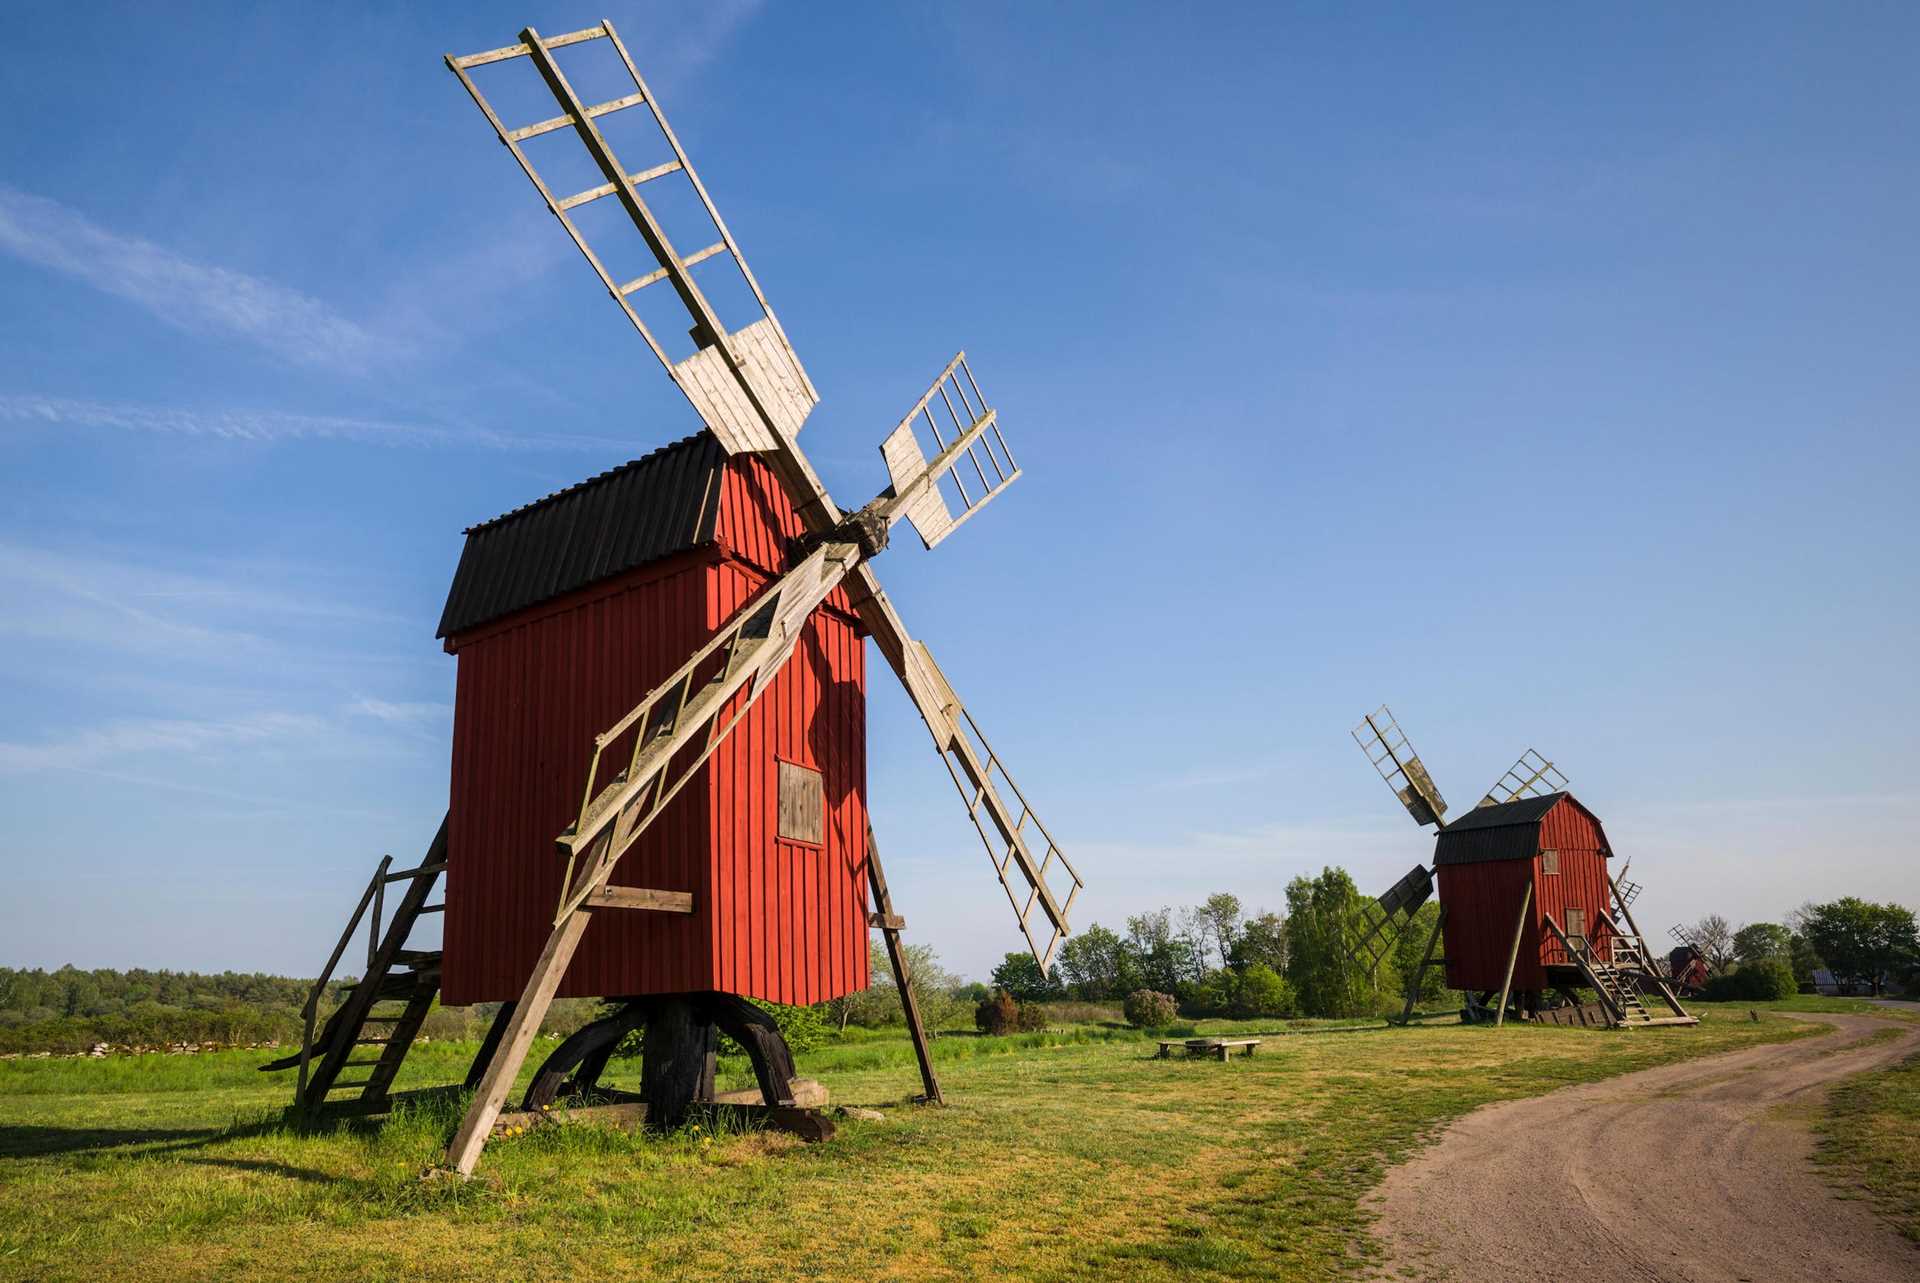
[1494,884,1534,1029]
[586,886,694,913]
[867,823,942,1105]
[464,1001,516,1090]
[867,912,905,931]
[441,895,598,1175]
[1398,904,1446,1025]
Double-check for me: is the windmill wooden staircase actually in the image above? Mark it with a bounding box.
[1544,912,1697,1029]
[262,818,449,1113]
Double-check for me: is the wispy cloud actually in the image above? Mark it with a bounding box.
[347,697,451,726]
[0,394,625,452]
[0,711,324,773]
[1,541,377,619]
[0,186,384,370]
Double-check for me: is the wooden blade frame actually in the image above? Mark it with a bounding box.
[1477,748,1568,809]
[447,22,820,458]
[880,354,1021,549]
[1352,705,1449,828]
[1348,864,1434,978]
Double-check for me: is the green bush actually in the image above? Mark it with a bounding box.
[1123,989,1178,1028]
[1703,958,1798,1002]
[1230,965,1296,1018]
[715,999,827,1057]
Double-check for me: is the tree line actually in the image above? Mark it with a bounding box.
[1676,897,1918,998]
[7,884,1911,1055]
[0,966,340,1054]
[984,869,1447,1021]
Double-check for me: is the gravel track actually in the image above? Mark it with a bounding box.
[1366,1012,1920,1283]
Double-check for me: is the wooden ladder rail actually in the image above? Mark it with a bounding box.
[1541,912,1644,1027]
[1607,870,1693,1019]
[295,854,390,1106]
[300,818,449,1111]
[865,823,942,1105]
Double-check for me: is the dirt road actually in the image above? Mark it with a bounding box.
[1367,1013,1920,1282]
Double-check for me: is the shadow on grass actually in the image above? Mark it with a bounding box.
[0,1122,226,1159]
[182,1154,338,1183]
[0,1084,469,1163]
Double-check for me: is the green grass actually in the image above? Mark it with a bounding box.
[1692,995,1920,1020]
[1815,1048,1920,1243]
[0,1006,1840,1282]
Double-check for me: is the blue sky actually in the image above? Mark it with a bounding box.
[2,3,1915,983]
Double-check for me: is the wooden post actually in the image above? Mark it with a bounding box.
[443,902,597,1174]
[464,1000,517,1089]
[1398,906,1446,1025]
[1494,884,1534,1028]
[640,998,704,1131]
[866,823,943,1105]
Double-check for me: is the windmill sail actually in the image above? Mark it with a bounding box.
[447,22,817,455]
[1353,706,1448,827]
[880,354,1022,549]
[1348,865,1435,977]
[1477,749,1567,808]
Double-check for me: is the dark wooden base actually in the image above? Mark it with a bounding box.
[520,991,803,1134]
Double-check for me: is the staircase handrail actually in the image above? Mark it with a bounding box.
[1542,911,1630,1022]
[298,854,393,1103]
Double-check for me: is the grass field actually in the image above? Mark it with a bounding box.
[0,1004,1884,1282]
[1815,1042,1920,1244]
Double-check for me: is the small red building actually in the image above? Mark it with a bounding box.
[1432,792,1617,994]
[435,432,870,1008]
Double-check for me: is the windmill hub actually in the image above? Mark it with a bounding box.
[831,503,892,560]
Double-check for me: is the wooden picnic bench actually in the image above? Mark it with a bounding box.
[1155,1037,1261,1062]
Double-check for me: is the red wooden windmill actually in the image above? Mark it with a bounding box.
[267,19,1083,1178]
[1346,706,1694,1029]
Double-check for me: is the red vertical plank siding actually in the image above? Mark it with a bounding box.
[442,551,718,1004]
[442,451,868,1007]
[1438,859,1541,993]
[703,555,869,1006]
[1531,799,1615,972]
[1433,796,1618,993]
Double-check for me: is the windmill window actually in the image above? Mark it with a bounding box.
[1541,849,1560,875]
[777,760,824,846]
[1565,907,1587,943]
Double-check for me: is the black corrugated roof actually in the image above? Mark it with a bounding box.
[1432,792,1566,866]
[1431,791,1614,867]
[436,432,727,639]
[1441,792,1566,833]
